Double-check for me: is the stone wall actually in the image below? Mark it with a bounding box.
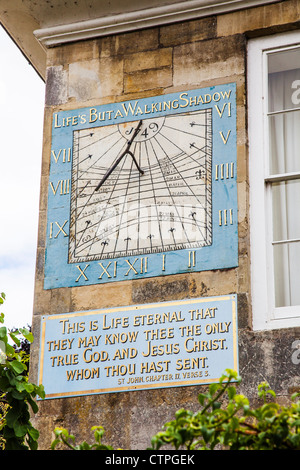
[30,0,300,450]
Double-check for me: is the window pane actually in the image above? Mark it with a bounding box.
[269,48,300,311]
[268,48,300,113]
[269,110,300,174]
[272,179,300,241]
[273,242,300,307]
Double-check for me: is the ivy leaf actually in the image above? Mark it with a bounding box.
[0,375,10,390]
[13,422,28,438]
[5,343,15,357]
[19,328,34,343]
[9,360,25,375]
[9,331,20,347]
[36,384,45,400]
[24,383,35,394]
[28,425,39,441]
[0,326,7,340]
[28,396,39,414]
[5,405,22,428]
[201,426,215,443]
[15,381,26,393]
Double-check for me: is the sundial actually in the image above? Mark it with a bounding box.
[69,109,212,263]
[44,84,237,288]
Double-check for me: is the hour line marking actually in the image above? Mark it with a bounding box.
[188,251,196,268]
[219,130,231,144]
[75,264,89,282]
[98,262,112,279]
[215,102,231,118]
[49,220,68,238]
[219,209,233,226]
[124,259,138,276]
[162,254,166,271]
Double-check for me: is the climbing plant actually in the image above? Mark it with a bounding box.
[0,290,299,451]
[150,369,300,450]
[51,426,114,450]
[0,292,45,450]
[51,369,300,451]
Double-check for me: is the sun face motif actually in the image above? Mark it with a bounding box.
[68,109,212,263]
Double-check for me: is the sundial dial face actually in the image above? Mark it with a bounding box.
[45,84,237,289]
[69,110,212,263]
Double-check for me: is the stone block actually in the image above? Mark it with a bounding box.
[236,144,248,184]
[124,66,172,94]
[173,35,245,88]
[50,287,72,314]
[124,48,172,73]
[96,28,159,58]
[237,181,248,226]
[188,269,238,298]
[68,57,123,102]
[132,275,189,305]
[47,40,99,67]
[70,282,132,312]
[45,65,68,106]
[32,280,51,315]
[237,255,250,293]
[38,175,49,213]
[160,16,217,47]
[217,0,300,37]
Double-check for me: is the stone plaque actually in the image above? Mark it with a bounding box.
[38,295,238,399]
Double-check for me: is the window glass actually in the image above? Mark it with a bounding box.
[269,111,300,174]
[268,48,300,113]
[272,180,300,241]
[273,241,300,307]
[268,46,300,311]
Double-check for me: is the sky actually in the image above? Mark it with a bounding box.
[0,26,45,329]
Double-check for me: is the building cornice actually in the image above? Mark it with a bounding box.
[34,0,281,47]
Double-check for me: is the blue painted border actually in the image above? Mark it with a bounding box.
[44,84,237,289]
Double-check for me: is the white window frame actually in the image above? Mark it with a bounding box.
[248,31,300,331]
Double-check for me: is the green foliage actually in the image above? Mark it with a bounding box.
[0,393,9,450]
[0,292,45,450]
[50,369,300,451]
[150,369,300,450]
[1,291,299,451]
[51,426,114,450]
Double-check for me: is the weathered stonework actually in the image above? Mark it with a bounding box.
[30,0,300,450]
